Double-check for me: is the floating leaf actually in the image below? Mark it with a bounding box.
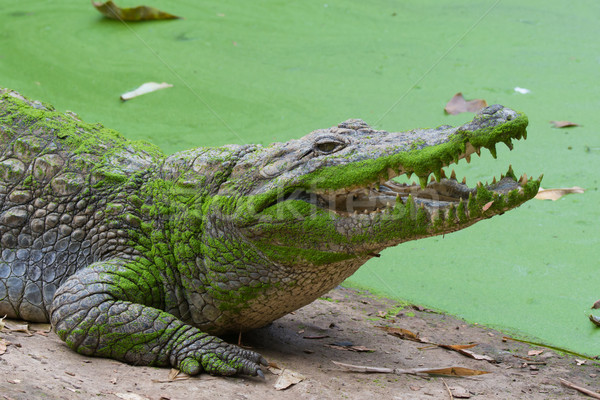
[534,187,585,201]
[550,120,579,128]
[120,82,173,101]
[514,87,531,94]
[274,368,305,390]
[92,1,181,21]
[444,93,488,115]
[592,300,600,310]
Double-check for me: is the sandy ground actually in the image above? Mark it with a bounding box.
[1,287,599,400]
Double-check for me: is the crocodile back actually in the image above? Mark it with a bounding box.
[0,89,165,322]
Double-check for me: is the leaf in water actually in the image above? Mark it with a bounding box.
[534,187,585,201]
[588,314,600,327]
[274,369,305,390]
[92,1,181,21]
[550,120,580,128]
[444,93,487,115]
[120,82,173,101]
[592,300,600,310]
[514,87,531,94]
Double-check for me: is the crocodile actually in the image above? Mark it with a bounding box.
[0,88,540,377]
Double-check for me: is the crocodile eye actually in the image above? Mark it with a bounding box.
[314,139,345,154]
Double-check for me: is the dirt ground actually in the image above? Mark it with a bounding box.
[1,287,599,400]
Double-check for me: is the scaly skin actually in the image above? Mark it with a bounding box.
[0,88,540,376]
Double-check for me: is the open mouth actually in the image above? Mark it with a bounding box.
[314,169,533,215]
[294,141,541,218]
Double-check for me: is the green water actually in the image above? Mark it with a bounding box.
[2,1,599,354]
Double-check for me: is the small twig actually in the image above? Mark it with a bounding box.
[238,331,242,347]
[442,378,454,400]
[559,378,600,399]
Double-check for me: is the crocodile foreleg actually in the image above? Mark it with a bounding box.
[49,259,266,376]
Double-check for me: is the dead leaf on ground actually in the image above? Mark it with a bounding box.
[528,349,544,356]
[576,359,587,366]
[377,326,423,342]
[92,1,181,21]
[303,335,329,340]
[274,368,305,390]
[378,326,494,362]
[560,378,600,399]
[120,82,173,101]
[449,385,472,398]
[327,344,375,352]
[444,93,488,115]
[0,315,5,332]
[438,344,495,362]
[332,361,489,377]
[114,393,150,400]
[2,319,32,336]
[550,120,580,128]
[534,187,585,201]
[168,368,180,381]
[0,338,8,355]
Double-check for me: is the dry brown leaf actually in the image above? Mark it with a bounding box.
[167,368,179,381]
[528,349,544,356]
[482,201,494,212]
[377,326,423,342]
[29,322,51,333]
[439,344,495,362]
[3,320,32,336]
[114,393,150,400]
[592,300,600,310]
[92,1,181,21]
[534,186,585,201]
[120,82,173,101]
[550,120,580,128]
[0,338,7,355]
[560,378,600,399]
[444,93,488,115]
[274,368,305,390]
[0,315,5,332]
[449,385,472,398]
[332,361,489,377]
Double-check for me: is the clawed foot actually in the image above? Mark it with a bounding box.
[178,340,268,377]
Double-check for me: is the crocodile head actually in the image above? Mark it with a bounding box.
[216,104,540,268]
